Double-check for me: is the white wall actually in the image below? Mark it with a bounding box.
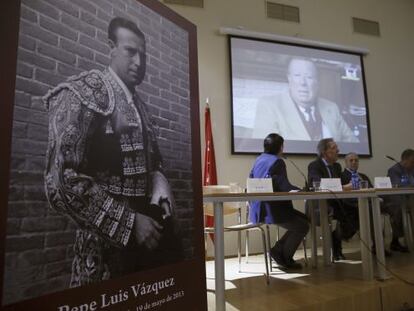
[163,0,414,256]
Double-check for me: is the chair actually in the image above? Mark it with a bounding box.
[244,203,273,270]
[203,185,270,284]
[243,204,271,269]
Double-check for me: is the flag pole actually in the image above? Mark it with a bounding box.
[203,97,216,242]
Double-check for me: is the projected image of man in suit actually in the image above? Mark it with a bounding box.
[253,58,359,142]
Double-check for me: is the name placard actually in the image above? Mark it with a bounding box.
[320,178,343,192]
[246,178,273,193]
[374,177,392,189]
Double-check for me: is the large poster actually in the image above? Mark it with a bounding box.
[0,0,205,310]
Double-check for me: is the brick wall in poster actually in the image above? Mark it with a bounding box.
[4,0,194,305]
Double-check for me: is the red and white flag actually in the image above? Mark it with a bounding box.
[204,103,217,242]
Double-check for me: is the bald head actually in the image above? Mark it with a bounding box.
[345,152,359,172]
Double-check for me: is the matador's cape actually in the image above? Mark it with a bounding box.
[43,69,162,286]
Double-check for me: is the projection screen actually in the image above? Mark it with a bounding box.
[230,36,372,156]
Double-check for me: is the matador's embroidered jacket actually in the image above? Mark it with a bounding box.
[43,68,162,287]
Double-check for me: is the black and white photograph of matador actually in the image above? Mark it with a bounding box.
[3,0,194,305]
[43,16,182,286]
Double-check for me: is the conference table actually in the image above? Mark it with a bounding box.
[203,189,393,311]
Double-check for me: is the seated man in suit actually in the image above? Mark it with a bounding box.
[341,152,373,188]
[252,58,358,142]
[341,152,392,257]
[249,133,309,269]
[384,149,414,252]
[308,138,355,261]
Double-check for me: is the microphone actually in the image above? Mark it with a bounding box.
[385,155,399,163]
[283,155,309,191]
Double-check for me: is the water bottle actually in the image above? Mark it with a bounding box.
[400,174,409,187]
[351,171,360,190]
